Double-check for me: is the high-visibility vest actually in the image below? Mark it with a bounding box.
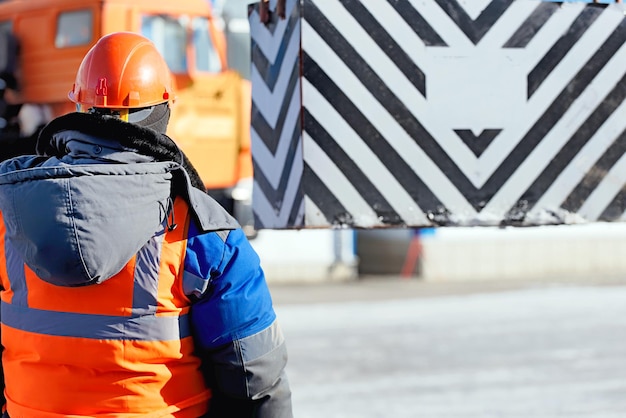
[0,197,211,417]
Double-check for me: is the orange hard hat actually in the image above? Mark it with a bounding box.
[68,32,173,109]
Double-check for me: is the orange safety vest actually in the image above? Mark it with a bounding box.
[0,197,211,417]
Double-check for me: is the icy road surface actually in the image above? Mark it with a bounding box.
[273,281,626,418]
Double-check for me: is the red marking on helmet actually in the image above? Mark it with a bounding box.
[163,91,169,100]
[96,78,108,96]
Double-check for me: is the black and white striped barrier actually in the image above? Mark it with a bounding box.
[250,0,626,229]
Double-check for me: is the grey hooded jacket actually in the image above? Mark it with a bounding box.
[0,112,292,418]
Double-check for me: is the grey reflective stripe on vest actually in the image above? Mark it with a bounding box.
[132,232,164,315]
[1,234,189,340]
[1,302,191,340]
[4,237,27,306]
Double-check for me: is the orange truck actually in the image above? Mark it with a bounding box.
[0,0,255,234]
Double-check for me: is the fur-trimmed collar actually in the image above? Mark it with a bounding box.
[37,112,206,192]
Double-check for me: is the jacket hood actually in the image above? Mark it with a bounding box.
[37,112,207,192]
[0,157,177,286]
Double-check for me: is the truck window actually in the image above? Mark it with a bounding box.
[192,17,222,73]
[141,15,187,73]
[55,10,92,48]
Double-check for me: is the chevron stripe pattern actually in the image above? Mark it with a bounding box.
[250,0,626,229]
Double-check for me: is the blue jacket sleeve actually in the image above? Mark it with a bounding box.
[185,223,293,418]
[185,224,276,349]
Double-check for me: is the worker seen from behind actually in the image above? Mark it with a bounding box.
[0,31,292,418]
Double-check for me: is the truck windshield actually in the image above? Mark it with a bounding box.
[193,17,222,73]
[141,15,222,74]
[141,15,187,73]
